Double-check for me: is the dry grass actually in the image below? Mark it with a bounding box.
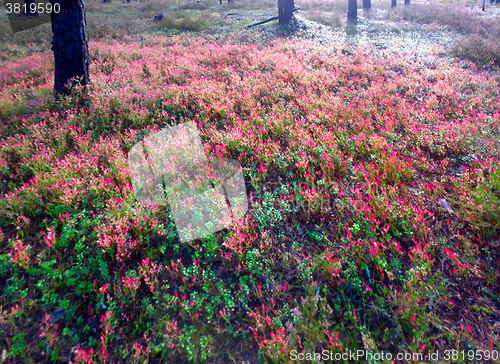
[154,11,217,31]
[389,2,500,65]
[222,0,276,10]
[394,3,488,33]
[305,10,345,28]
[452,33,500,65]
[297,0,347,12]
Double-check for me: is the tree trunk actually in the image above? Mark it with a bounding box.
[391,0,396,8]
[404,0,410,4]
[347,0,357,21]
[278,0,294,24]
[50,0,90,94]
[363,0,371,9]
[23,0,38,15]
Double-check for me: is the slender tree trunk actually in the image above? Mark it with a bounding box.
[347,0,357,21]
[50,0,90,94]
[23,0,38,15]
[363,0,371,9]
[278,0,294,24]
[391,0,396,8]
[404,0,410,4]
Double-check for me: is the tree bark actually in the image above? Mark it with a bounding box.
[50,0,90,94]
[391,0,396,8]
[23,0,38,15]
[363,0,371,9]
[278,0,294,24]
[347,0,357,21]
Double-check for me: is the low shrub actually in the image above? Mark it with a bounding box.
[157,12,213,31]
[452,33,500,66]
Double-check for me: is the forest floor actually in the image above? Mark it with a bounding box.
[1,1,500,363]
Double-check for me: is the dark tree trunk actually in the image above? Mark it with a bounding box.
[404,0,410,4]
[391,0,396,8]
[23,0,38,15]
[363,0,371,9]
[278,0,294,24]
[50,0,90,94]
[347,0,357,21]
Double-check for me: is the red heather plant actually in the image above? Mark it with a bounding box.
[39,312,59,357]
[139,257,162,293]
[122,275,140,290]
[96,215,136,261]
[132,340,150,364]
[99,310,115,364]
[42,226,56,251]
[223,215,258,257]
[121,273,141,300]
[318,250,342,284]
[249,283,342,361]
[442,246,474,276]
[69,347,95,364]
[8,236,30,270]
[1,31,500,363]
[162,319,180,351]
[294,183,331,219]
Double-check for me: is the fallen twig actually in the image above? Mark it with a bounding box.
[247,16,279,28]
[247,7,300,28]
